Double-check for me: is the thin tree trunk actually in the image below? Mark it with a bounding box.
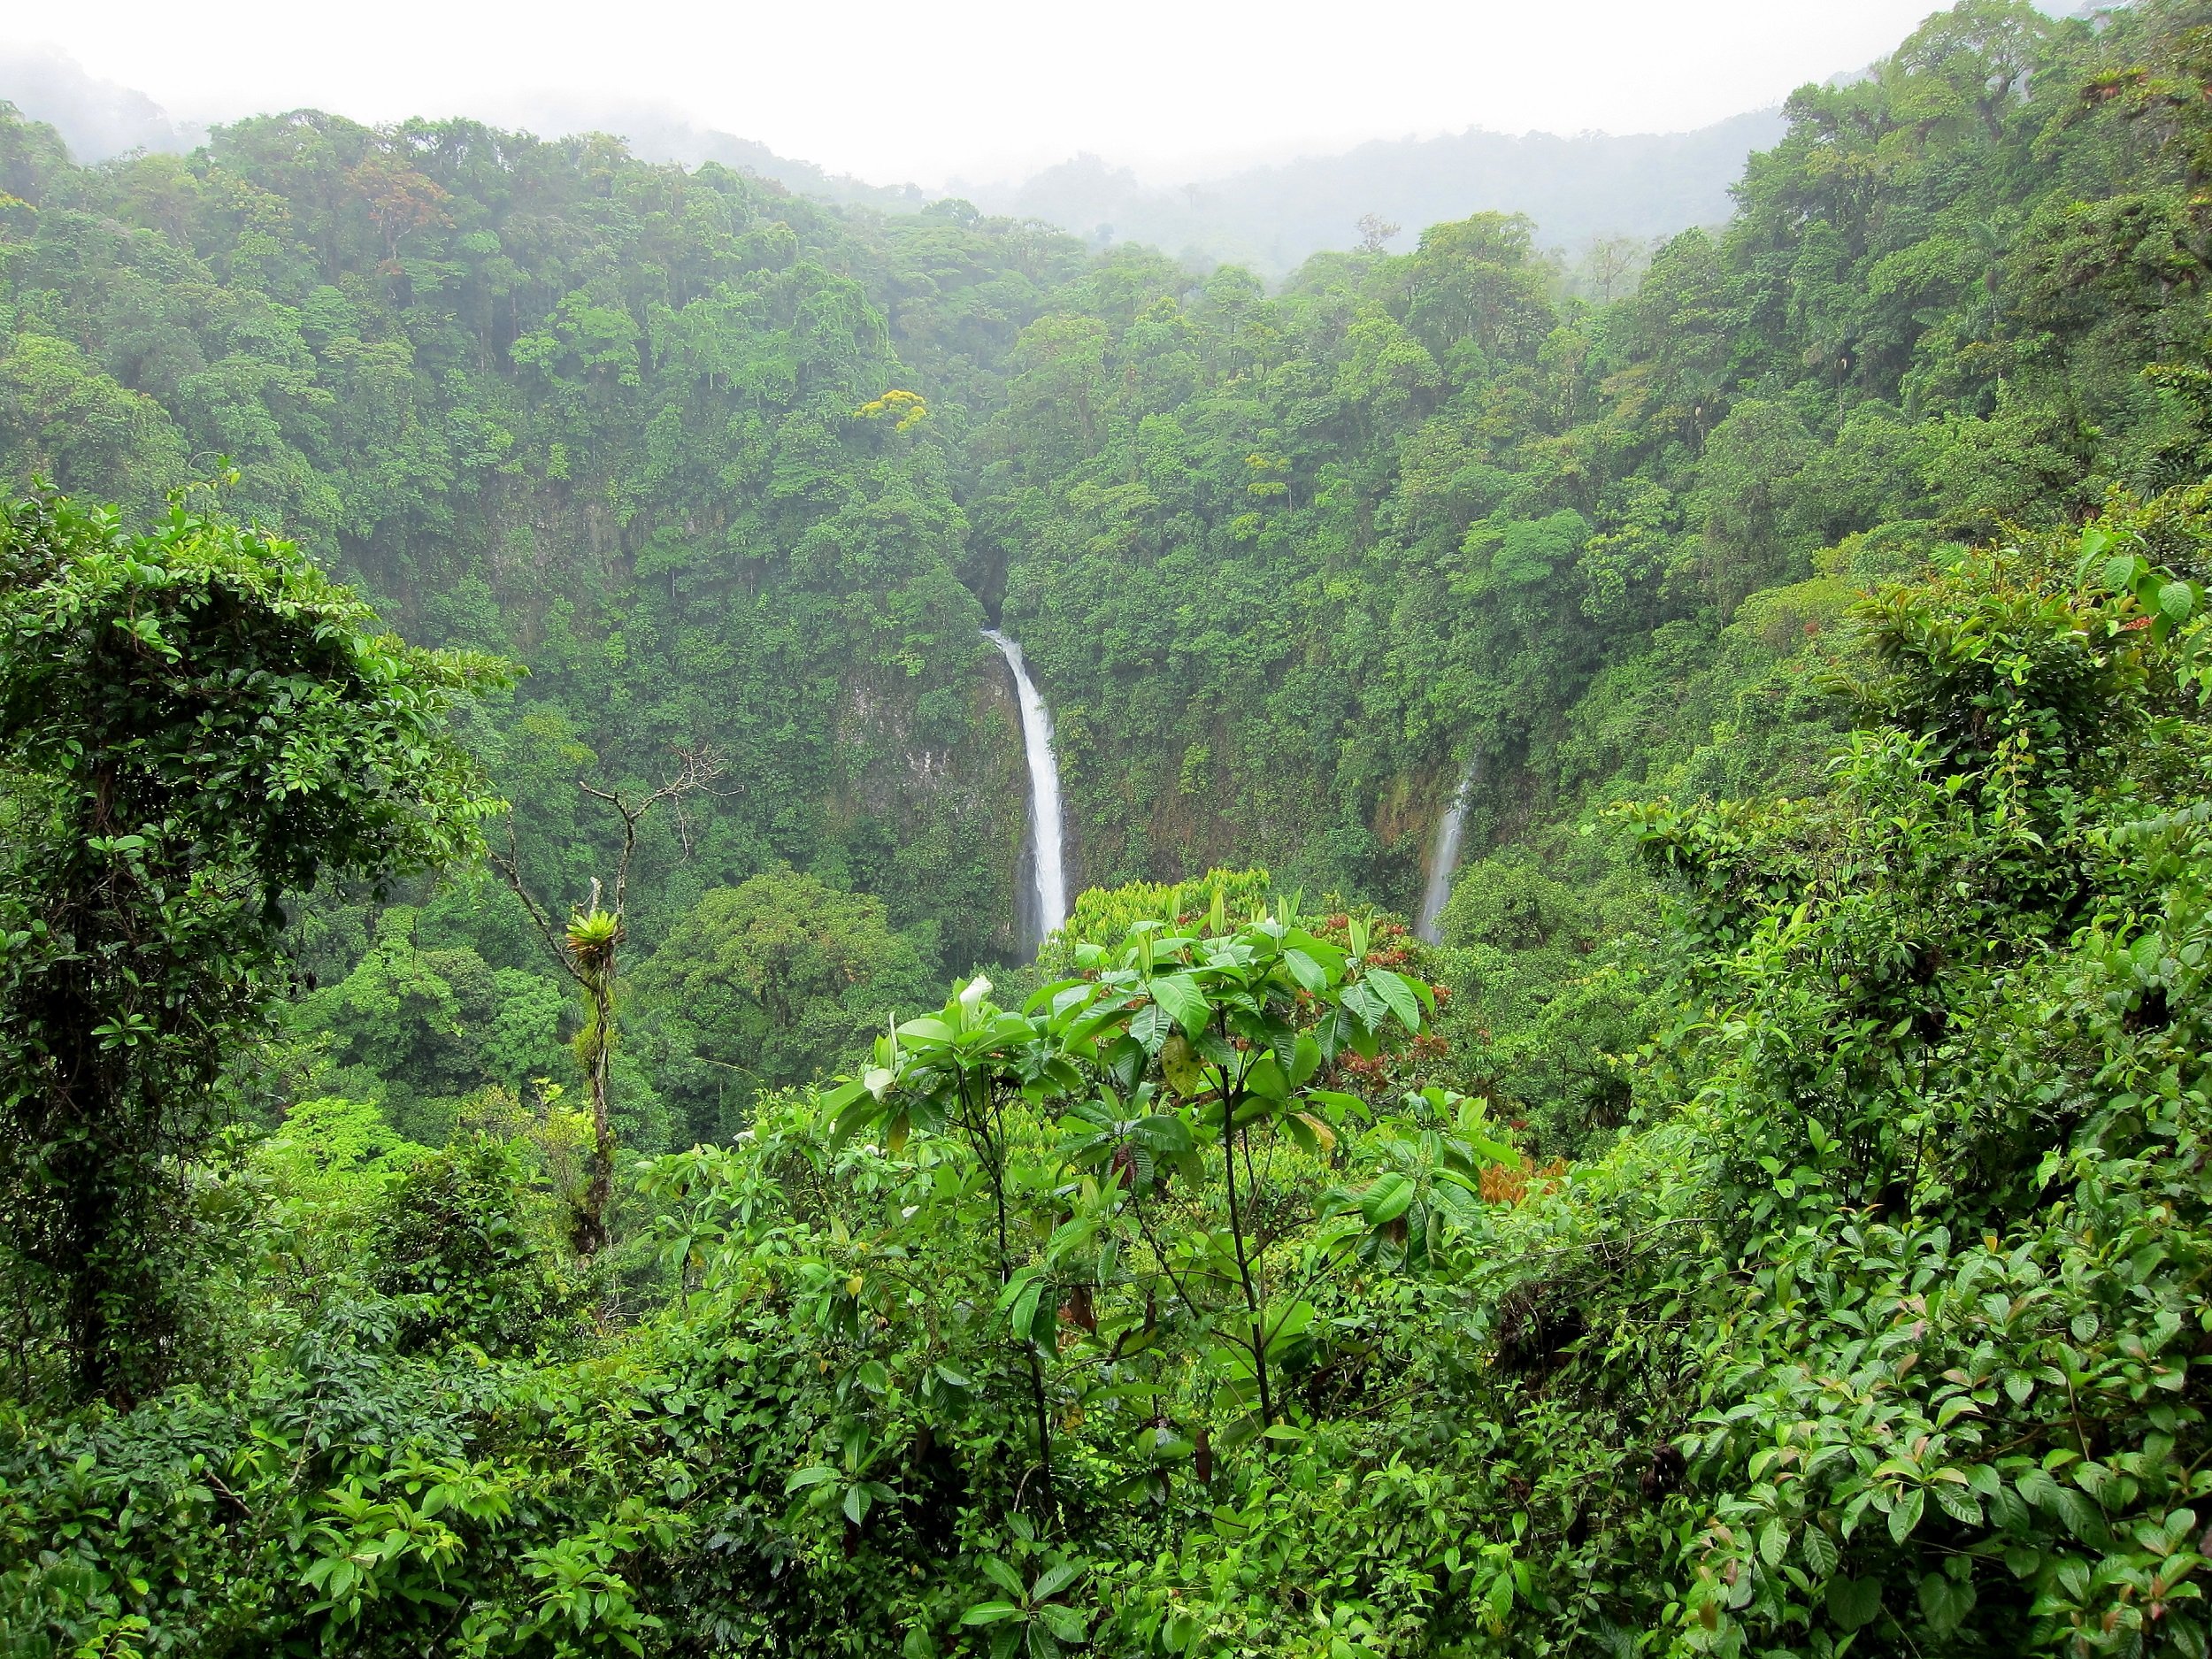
[575,972,615,1257]
[979,1072,1053,1501]
[1221,1102,1273,1429]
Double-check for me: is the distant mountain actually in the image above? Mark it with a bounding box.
[493,97,929,212]
[0,44,204,159]
[0,52,925,211]
[960,111,1789,276]
[0,45,1778,280]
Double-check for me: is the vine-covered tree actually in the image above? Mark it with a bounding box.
[0,488,502,1403]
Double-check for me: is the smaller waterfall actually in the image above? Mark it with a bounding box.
[1415,759,1479,945]
[984,629,1069,945]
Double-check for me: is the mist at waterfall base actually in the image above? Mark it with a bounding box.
[1415,760,1480,945]
[985,630,1069,954]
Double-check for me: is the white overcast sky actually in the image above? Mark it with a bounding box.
[12,0,1963,185]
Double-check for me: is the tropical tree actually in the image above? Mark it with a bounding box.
[493,747,725,1256]
[0,488,503,1403]
[825,893,1463,1502]
[630,867,940,1135]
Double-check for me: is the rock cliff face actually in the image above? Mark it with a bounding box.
[1038,712,1479,923]
[831,657,1032,964]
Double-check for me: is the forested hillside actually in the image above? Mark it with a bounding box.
[4,2,2212,1655]
[0,96,1094,1144]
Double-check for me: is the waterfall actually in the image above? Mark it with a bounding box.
[1415,758,1480,945]
[984,629,1069,946]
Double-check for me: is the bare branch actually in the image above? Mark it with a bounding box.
[577,745,727,920]
[489,817,586,988]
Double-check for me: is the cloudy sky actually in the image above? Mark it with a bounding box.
[9,0,1964,185]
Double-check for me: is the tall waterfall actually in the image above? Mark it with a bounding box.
[1415,759,1480,945]
[984,629,1069,945]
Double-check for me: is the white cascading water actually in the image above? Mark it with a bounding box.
[1415,759,1480,944]
[984,629,1069,944]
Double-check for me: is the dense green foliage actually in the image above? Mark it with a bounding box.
[12,0,2212,1131]
[0,492,501,1405]
[6,491,2210,1655]
[0,94,1053,1008]
[10,3,2212,1655]
[630,868,941,1138]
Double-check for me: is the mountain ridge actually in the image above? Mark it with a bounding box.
[0,43,1780,275]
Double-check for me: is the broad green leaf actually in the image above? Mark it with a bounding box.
[1361,1171,1416,1226]
[1134,1113,1194,1154]
[1212,1414,1261,1450]
[1758,1518,1787,1567]
[1031,1562,1083,1601]
[1468,1133,1518,1168]
[1918,1572,1976,1635]
[1067,1000,1139,1048]
[1364,968,1424,1033]
[828,1094,880,1155]
[1264,1300,1317,1356]
[1148,973,1210,1039]
[995,1267,1044,1313]
[1129,1002,1175,1055]
[1932,1480,1981,1525]
[1340,979,1386,1029]
[1888,1487,1924,1544]
[818,1079,868,1115]
[1305,1089,1366,1120]
[1024,978,1089,1015]
[1826,1576,1882,1632]
[1037,1606,1089,1642]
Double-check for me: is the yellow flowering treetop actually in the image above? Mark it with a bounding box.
[856,388,928,433]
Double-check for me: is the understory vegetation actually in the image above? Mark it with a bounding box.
[5,3,2212,1655]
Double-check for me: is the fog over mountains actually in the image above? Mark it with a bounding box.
[1,42,1779,276]
[0,44,205,157]
[954,113,1786,273]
